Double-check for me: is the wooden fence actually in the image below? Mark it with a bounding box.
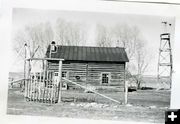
[24,58,64,104]
[25,71,59,103]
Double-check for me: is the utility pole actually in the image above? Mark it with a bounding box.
[157,21,173,89]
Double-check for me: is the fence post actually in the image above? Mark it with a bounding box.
[124,64,128,105]
[24,60,27,98]
[58,60,62,103]
[125,80,128,104]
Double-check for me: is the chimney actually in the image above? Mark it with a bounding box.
[50,41,57,58]
[51,41,56,51]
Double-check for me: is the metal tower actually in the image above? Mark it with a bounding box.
[157,22,173,89]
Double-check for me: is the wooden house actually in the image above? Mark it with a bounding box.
[45,42,129,89]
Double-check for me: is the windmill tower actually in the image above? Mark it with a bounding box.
[157,21,173,89]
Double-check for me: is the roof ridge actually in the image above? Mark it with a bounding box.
[55,45,125,49]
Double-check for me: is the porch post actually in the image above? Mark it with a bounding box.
[23,43,27,91]
[24,59,28,98]
[25,59,31,98]
[23,43,27,97]
[124,63,128,104]
[58,60,63,103]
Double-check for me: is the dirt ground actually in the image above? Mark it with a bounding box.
[7,88,170,123]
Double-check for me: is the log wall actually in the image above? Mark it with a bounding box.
[47,62,125,87]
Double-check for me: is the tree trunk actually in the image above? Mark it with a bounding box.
[136,75,141,89]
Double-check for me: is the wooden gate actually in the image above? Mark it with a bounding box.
[25,71,59,103]
[24,58,64,104]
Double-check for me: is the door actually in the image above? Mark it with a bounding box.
[53,71,68,90]
[53,72,59,86]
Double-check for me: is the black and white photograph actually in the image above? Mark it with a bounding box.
[6,7,175,123]
[1,1,180,124]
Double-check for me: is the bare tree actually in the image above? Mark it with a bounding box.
[13,22,54,90]
[113,24,140,60]
[14,19,87,58]
[55,18,87,46]
[95,23,142,60]
[113,24,151,85]
[13,22,54,58]
[95,24,113,47]
[95,23,151,88]
[135,40,150,89]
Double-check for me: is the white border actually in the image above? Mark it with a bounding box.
[1,0,180,124]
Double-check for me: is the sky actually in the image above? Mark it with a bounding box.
[11,8,175,75]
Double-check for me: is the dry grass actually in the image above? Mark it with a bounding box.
[7,88,170,123]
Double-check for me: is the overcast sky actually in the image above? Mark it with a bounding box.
[11,8,175,75]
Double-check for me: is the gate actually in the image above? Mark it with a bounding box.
[24,58,64,104]
[25,71,59,103]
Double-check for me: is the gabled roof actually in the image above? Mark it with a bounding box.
[46,45,129,63]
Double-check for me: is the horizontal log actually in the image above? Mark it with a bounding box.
[88,70,124,72]
[88,66,124,69]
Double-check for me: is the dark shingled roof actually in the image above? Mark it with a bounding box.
[46,45,129,62]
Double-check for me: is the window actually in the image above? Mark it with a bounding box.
[62,71,67,78]
[101,73,110,84]
[54,71,68,78]
[54,72,58,76]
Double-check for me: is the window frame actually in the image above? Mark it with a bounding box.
[62,71,67,78]
[54,71,69,79]
[101,72,111,85]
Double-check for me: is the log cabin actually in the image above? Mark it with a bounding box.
[45,42,129,90]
